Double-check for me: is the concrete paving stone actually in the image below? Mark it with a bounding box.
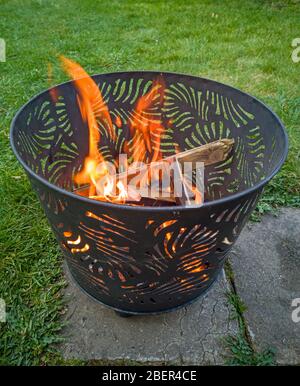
[230,208,300,365]
[61,268,237,365]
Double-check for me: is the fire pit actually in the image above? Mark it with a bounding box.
[10,68,288,316]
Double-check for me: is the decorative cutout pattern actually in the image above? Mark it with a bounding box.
[13,73,285,201]
[31,173,262,312]
[11,72,287,313]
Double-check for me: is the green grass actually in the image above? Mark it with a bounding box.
[0,0,299,365]
[224,262,275,366]
[225,290,275,366]
[0,173,66,365]
[225,334,275,366]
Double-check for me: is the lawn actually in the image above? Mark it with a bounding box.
[0,0,299,365]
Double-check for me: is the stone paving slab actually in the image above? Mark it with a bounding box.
[230,208,300,365]
[61,269,237,365]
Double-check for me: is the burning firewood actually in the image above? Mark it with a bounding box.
[75,139,234,206]
[117,138,234,204]
[172,138,234,167]
[62,58,234,207]
[119,138,234,178]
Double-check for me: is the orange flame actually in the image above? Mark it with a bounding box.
[60,56,118,198]
[60,57,202,206]
[128,76,165,164]
[60,57,168,204]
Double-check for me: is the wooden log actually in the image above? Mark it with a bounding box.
[117,138,234,182]
[74,139,234,205]
[117,138,234,203]
[174,138,234,166]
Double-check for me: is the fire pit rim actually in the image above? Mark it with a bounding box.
[10,70,289,213]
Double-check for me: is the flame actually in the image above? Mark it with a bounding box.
[116,180,127,201]
[60,56,115,197]
[115,115,122,128]
[128,76,165,164]
[59,57,202,206]
[60,57,168,204]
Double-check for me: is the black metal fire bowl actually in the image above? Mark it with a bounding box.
[10,71,288,315]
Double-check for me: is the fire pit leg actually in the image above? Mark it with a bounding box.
[114,311,134,318]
